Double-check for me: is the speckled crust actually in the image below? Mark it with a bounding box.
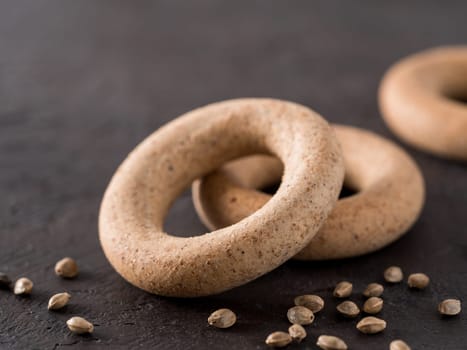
[192,125,425,260]
[379,46,467,161]
[99,99,344,297]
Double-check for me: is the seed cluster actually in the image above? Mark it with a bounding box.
[207,265,461,348]
[0,257,94,335]
[1,259,461,346]
[264,294,322,347]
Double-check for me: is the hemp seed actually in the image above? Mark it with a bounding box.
[333,281,353,298]
[0,272,12,289]
[66,316,94,334]
[384,266,403,283]
[48,292,71,310]
[294,294,324,313]
[438,299,461,316]
[336,301,360,318]
[390,339,411,350]
[207,308,236,328]
[356,316,386,334]
[13,277,33,295]
[363,283,384,298]
[407,273,430,289]
[288,324,306,342]
[363,297,384,314]
[265,331,292,347]
[316,335,348,350]
[287,305,315,325]
[55,257,79,278]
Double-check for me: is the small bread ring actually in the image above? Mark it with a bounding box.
[192,125,425,260]
[99,99,344,297]
[379,46,467,160]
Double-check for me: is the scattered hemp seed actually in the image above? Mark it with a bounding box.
[265,331,292,347]
[333,281,353,298]
[288,324,307,342]
[336,301,360,318]
[438,299,461,316]
[390,339,411,350]
[0,272,12,289]
[356,316,386,334]
[207,308,236,328]
[407,273,430,289]
[48,292,71,310]
[363,297,384,314]
[316,335,348,350]
[55,257,79,278]
[294,294,324,313]
[363,283,384,298]
[13,277,33,295]
[287,305,315,325]
[384,266,403,283]
[66,316,94,334]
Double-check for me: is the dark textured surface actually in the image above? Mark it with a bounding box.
[0,1,466,349]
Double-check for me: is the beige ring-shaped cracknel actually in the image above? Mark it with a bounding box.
[379,46,467,161]
[192,125,425,260]
[99,98,344,297]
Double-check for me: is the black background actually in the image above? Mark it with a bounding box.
[1,1,466,349]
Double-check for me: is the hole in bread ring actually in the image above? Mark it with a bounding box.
[379,46,467,160]
[192,125,425,260]
[99,99,344,297]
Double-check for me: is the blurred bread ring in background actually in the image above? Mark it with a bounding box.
[379,46,467,161]
[99,98,344,297]
[192,125,425,260]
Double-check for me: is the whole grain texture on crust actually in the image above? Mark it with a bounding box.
[99,98,344,297]
[193,125,425,260]
[379,46,467,161]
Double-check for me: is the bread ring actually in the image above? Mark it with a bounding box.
[379,46,467,160]
[192,125,425,260]
[99,99,344,297]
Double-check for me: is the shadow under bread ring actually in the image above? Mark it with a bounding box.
[192,125,425,260]
[379,46,467,161]
[99,98,345,297]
